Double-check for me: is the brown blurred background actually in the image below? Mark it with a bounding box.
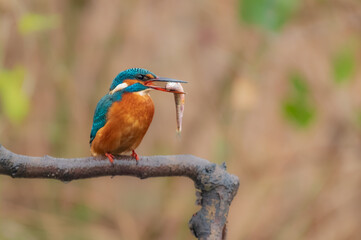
[1,0,361,239]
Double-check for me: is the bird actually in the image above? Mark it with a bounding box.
[89,68,186,163]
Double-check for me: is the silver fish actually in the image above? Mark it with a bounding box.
[165,82,185,134]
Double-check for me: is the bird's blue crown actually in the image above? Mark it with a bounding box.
[109,68,156,91]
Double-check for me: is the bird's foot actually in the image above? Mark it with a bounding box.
[131,150,139,163]
[105,153,115,164]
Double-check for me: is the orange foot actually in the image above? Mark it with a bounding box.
[131,150,139,161]
[105,153,115,164]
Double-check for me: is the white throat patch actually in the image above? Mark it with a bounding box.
[136,89,150,96]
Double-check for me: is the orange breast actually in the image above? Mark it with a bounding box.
[90,92,154,156]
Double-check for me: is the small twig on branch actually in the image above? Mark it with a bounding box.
[0,145,239,240]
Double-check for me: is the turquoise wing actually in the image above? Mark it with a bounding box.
[89,93,122,144]
[90,83,145,144]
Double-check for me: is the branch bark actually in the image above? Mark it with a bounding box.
[0,145,239,240]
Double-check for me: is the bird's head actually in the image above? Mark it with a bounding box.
[109,68,186,95]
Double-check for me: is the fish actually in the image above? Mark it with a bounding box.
[165,82,185,135]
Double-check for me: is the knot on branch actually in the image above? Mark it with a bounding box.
[0,147,21,178]
[189,162,239,240]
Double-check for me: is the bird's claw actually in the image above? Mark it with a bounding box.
[131,150,139,164]
[105,153,115,164]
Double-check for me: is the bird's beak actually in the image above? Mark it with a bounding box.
[144,77,187,94]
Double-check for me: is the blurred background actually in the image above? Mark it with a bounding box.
[0,0,361,239]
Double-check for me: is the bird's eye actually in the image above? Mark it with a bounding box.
[136,74,148,80]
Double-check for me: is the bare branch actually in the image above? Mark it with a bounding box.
[0,145,239,240]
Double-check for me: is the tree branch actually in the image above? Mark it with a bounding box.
[0,145,239,240]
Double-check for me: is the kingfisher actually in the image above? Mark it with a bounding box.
[89,68,186,163]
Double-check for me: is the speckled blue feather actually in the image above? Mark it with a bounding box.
[110,68,156,91]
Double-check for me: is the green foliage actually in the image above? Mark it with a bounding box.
[18,13,59,35]
[282,73,315,127]
[239,0,300,31]
[71,203,98,223]
[0,67,29,124]
[332,46,356,84]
